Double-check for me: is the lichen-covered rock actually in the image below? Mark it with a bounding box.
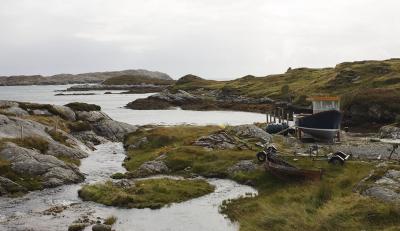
[361,168,400,203]
[72,130,109,149]
[0,115,51,139]
[0,100,18,108]
[0,176,27,195]
[380,125,400,139]
[46,141,88,159]
[385,170,400,180]
[2,106,29,116]
[92,119,137,142]
[127,137,148,149]
[127,160,169,178]
[51,105,76,121]
[68,223,87,231]
[363,186,400,202]
[228,160,257,174]
[76,111,110,122]
[32,109,52,116]
[193,131,248,149]
[230,124,272,143]
[0,142,84,187]
[92,224,112,231]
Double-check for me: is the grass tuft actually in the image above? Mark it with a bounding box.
[78,178,214,209]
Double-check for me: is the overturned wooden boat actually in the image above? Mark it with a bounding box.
[258,151,323,181]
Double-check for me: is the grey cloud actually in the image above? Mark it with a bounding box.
[0,0,399,79]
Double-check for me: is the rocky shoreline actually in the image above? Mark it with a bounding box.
[0,100,137,196]
[126,89,281,113]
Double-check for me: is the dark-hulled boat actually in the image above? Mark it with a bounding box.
[295,110,342,141]
[264,152,323,181]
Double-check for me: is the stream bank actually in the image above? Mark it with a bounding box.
[0,142,257,231]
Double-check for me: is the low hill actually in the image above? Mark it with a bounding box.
[0,69,172,86]
[103,74,175,86]
[172,59,400,125]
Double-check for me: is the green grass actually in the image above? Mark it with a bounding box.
[0,136,49,153]
[122,125,400,230]
[220,160,400,231]
[78,178,215,209]
[46,129,71,147]
[103,74,175,85]
[171,59,400,124]
[67,121,91,132]
[24,115,71,132]
[104,216,117,225]
[123,125,257,177]
[0,156,43,192]
[57,156,81,166]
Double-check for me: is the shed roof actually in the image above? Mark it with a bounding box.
[307,96,340,101]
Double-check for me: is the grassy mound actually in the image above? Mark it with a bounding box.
[65,102,101,112]
[103,75,175,85]
[78,178,214,209]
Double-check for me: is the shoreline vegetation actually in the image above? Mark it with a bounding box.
[78,178,215,209]
[123,59,400,129]
[119,124,400,230]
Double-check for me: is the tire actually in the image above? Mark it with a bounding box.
[256,151,267,162]
[329,157,343,165]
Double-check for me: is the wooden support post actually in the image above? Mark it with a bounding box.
[20,124,23,139]
[278,108,281,123]
[273,109,276,123]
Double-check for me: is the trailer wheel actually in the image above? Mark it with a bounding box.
[256,151,267,162]
[329,157,344,165]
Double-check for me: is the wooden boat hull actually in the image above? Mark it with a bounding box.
[265,160,323,181]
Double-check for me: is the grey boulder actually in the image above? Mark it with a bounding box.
[230,124,272,143]
[3,106,29,116]
[0,142,84,187]
[51,105,76,121]
[380,125,400,139]
[92,119,137,142]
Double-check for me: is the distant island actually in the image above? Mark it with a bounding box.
[0,69,172,86]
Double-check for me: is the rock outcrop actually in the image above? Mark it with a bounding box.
[0,142,84,187]
[0,176,27,195]
[51,105,76,121]
[0,114,52,139]
[0,100,137,196]
[193,131,248,150]
[230,124,272,143]
[362,169,400,203]
[126,160,169,178]
[92,120,137,142]
[227,160,257,174]
[380,125,400,139]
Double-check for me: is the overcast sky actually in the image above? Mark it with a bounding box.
[1,0,400,80]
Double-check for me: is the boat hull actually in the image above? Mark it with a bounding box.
[296,110,342,141]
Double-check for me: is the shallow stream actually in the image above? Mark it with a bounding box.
[0,143,257,231]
